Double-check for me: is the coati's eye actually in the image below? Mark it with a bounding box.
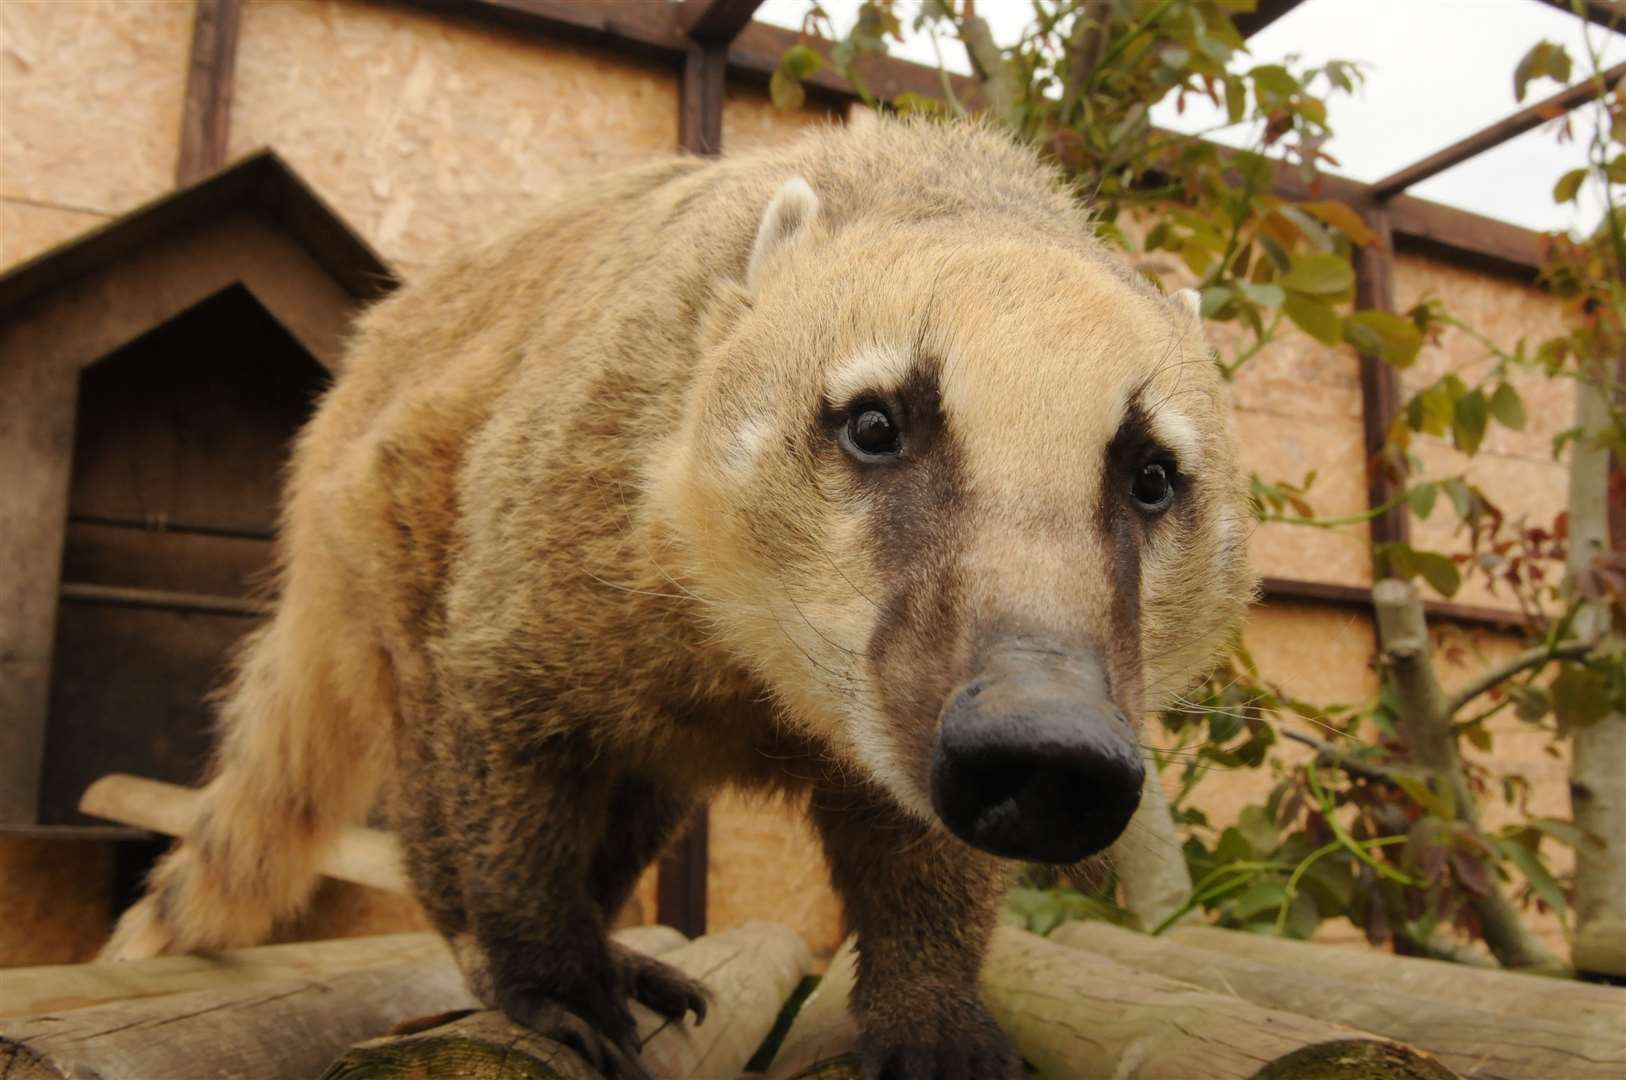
[1131,461,1175,513]
[842,405,903,461]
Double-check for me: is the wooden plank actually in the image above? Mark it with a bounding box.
[1354,206,1410,557]
[680,42,727,157]
[79,773,410,896]
[1373,62,1626,201]
[679,0,765,43]
[175,0,243,185]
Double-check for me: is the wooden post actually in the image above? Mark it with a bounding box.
[656,6,750,934]
[1354,205,1409,570]
[176,0,243,185]
[679,42,727,158]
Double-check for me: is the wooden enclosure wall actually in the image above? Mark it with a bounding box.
[0,0,1579,965]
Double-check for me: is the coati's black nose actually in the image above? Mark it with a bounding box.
[929,642,1144,864]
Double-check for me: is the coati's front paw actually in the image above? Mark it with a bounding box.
[496,991,652,1080]
[860,1003,1020,1080]
[611,942,709,1025]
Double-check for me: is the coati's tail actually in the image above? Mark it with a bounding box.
[101,569,394,960]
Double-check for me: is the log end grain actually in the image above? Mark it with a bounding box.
[1250,1040,1458,1080]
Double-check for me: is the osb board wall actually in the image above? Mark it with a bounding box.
[1395,254,1575,611]
[228,0,676,274]
[0,0,191,269]
[708,791,846,962]
[0,840,112,967]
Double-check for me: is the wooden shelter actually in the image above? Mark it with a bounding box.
[0,152,393,830]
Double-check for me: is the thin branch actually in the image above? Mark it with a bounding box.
[957,10,1016,122]
[1444,640,1594,718]
[1280,728,1401,786]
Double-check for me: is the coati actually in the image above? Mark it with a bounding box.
[103,118,1254,1079]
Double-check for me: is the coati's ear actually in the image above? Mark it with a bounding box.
[746,176,820,293]
[1173,287,1202,323]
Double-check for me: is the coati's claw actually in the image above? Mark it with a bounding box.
[859,1005,1021,1080]
[613,944,710,1025]
[503,999,654,1080]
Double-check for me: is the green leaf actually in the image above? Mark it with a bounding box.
[1345,310,1424,367]
[1394,773,1456,820]
[770,66,806,111]
[1281,254,1354,295]
[1283,294,1343,345]
[1407,482,1438,520]
[1453,389,1489,455]
[1200,285,1234,318]
[1514,41,1572,102]
[1237,281,1285,308]
[1554,167,1588,205]
[1524,818,1588,848]
[1509,683,1552,723]
[1494,837,1568,914]
[1552,664,1611,730]
[1228,879,1288,922]
[1414,550,1462,598]
[1238,805,1279,856]
[1608,156,1626,184]
[1442,477,1474,521]
[1490,383,1527,431]
[1300,201,1376,245]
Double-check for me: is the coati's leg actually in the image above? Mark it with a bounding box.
[408,729,691,1080]
[102,574,394,959]
[810,785,1021,1080]
[589,774,711,1025]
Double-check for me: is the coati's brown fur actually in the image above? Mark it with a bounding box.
[104,119,1254,1078]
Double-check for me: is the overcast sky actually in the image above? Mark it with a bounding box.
[755,0,1626,233]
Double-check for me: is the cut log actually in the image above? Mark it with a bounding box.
[765,939,861,1079]
[767,930,1458,1080]
[321,921,812,1080]
[1055,920,1626,1079]
[0,932,443,1018]
[0,924,686,1020]
[981,927,1457,1079]
[80,772,409,894]
[1170,924,1626,1032]
[0,923,699,1079]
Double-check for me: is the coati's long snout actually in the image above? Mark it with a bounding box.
[931,639,1144,864]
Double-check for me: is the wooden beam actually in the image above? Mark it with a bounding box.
[1232,0,1309,38]
[175,0,242,185]
[1260,576,1526,632]
[1372,62,1626,201]
[1530,0,1626,30]
[679,0,765,44]
[680,41,728,156]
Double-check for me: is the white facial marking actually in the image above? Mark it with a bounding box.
[826,344,914,408]
[1148,408,1200,469]
[723,417,773,479]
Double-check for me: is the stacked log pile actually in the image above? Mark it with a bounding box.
[3,918,1622,1079]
